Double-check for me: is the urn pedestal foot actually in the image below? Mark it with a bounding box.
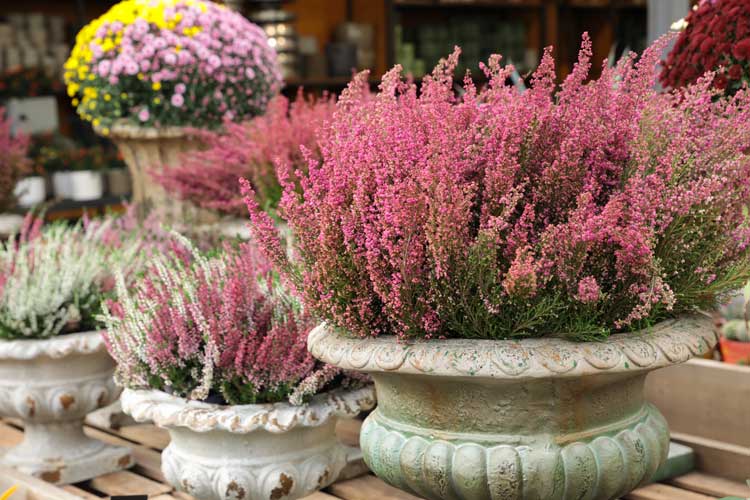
[1,420,133,484]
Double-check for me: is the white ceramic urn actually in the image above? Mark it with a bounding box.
[0,331,132,483]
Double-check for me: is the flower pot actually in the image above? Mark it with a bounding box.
[51,171,72,199]
[67,170,104,202]
[0,213,23,236]
[106,168,131,198]
[13,176,46,207]
[0,331,133,484]
[122,386,376,500]
[308,315,716,500]
[105,124,218,222]
[718,336,750,364]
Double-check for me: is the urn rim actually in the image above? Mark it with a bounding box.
[0,330,106,361]
[308,314,716,380]
[121,385,376,434]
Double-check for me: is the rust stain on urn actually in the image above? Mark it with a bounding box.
[60,394,75,410]
[26,396,35,417]
[40,469,61,482]
[117,454,132,468]
[317,467,331,487]
[97,391,107,407]
[270,473,294,499]
[226,480,246,499]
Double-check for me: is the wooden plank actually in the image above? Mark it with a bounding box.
[0,422,23,447]
[328,475,423,500]
[117,424,171,450]
[625,483,717,500]
[0,466,81,500]
[645,359,750,447]
[301,493,341,500]
[89,470,171,497]
[84,426,165,482]
[60,485,103,499]
[669,472,750,498]
[672,432,750,483]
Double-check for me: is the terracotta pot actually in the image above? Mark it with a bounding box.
[718,336,750,365]
[105,124,218,222]
[308,315,716,500]
[0,331,132,483]
[122,386,376,500]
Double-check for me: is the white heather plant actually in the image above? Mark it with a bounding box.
[0,218,143,340]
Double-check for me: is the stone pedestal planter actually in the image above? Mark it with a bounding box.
[106,124,217,222]
[122,386,376,500]
[0,331,133,484]
[308,315,716,500]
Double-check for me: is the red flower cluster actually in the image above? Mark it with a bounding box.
[661,0,750,95]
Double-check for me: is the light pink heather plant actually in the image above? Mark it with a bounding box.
[101,236,366,405]
[153,91,337,216]
[243,34,750,341]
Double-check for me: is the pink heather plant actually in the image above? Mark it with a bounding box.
[153,91,337,216]
[65,0,282,131]
[0,109,30,211]
[244,34,750,341]
[101,236,366,405]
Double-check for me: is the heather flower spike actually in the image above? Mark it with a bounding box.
[246,34,750,341]
[102,235,366,405]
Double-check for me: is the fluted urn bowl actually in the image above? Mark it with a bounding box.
[0,330,132,483]
[308,315,716,500]
[122,385,376,500]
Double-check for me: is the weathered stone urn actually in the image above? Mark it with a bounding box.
[308,315,716,500]
[0,331,133,483]
[122,385,376,500]
[106,124,217,222]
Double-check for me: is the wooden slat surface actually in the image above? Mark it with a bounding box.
[0,417,747,500]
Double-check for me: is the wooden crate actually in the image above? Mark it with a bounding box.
[646,358,750,483]
[0,416,748,499]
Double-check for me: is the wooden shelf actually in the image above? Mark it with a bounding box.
[0,416,748,499]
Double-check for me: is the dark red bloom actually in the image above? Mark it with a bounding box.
[662,0,750,96]
[733,39,750,60]
[715,74,729,89]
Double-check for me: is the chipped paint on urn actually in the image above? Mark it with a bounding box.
[308,315,717,500]
[0,331,133,484]
[122,385,376,500]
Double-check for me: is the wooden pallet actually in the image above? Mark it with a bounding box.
[0,418,748,500]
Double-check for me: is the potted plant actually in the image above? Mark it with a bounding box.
[104,148,131,198]
[243,34,750,500]
[65,147,106,202]
[661,0,750,96]
[104,236,374,500]
[717,292,750,364]
[64,0,283,218]
[151,91,336,239]
[0,108,29,234]
[0,217,143,483]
